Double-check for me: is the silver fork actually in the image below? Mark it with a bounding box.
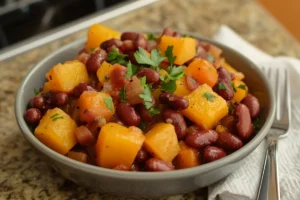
[256,67,291,200]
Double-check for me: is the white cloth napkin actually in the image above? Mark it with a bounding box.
[208,25,300,200]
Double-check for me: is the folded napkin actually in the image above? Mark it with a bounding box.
[208,25,300,200]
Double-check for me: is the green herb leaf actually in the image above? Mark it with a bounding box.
[166,65,184,81]
[89,47,96,54]
[50,113,59,119]
[253,117,261,131]
[161,80,177,93]
[104,97,113,111]
[229,104,235,113]
[202,92,216,102]
[104,76,110,82]
[148,106,160,116]
[206,52,214,62]
[33,88,39,95]
[147,33,156,40]
[216,82,227,90]
[139,85,152,104]
[107,48,127,64]
[139,121,147,132]
[237,84,247,90]
[182,34,192,38]
[125,61,138,78]
[120,87,126,103]
[231,82,237,92]
[165,46,176,66]
[140,76,147,87]
[134,48,165,71]
[52,116,64,121]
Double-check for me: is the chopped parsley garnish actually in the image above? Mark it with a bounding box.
[125,61,138,78]
[229,104,235,113]
[165,66,184,81]
[216,82,227,90]
[120,86,126,103]
[139,121,147,132]
[104,97,113,111]
[147,33,156,40]
[139,76,160,115]
[237,84,247,90]
[148,107,160,116]
[182,34,192,38]
[231,82,237,92]
[89,47,96,54]
[134,48,166,71]
[206,52,214,62]
[33,88,39,95]
[160,80,177,93]
[50,113,64,121]
[165,46,176,66]
[107,48,127,64]
[202,92,216,102]
[253,117,261,131]
[104,76,110,82]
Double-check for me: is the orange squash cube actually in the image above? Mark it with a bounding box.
[231,80,248,103]
[95,123,145,168]
[43,60,89,93]
[174,77,191,97]
[34,108,77,155]
[174,141,200,169]
[182,84,228,129]
[144,123,180,162]
[223,61,244,81]
[85,24,120,51]
[96,61,114,84]
[158,36,196,65]
[77,91,115,123]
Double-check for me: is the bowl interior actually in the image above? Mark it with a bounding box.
[15,36,274,180]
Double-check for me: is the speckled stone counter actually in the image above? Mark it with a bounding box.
[1,0,299,199]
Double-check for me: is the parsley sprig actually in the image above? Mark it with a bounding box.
[50,113,64,121]
[237,84,247,90]
[202,92,216,102]
[120,86,126,103]
[104,97,113,111]
[216,82,227,90]
[134,48,166,71]
[139,77,160,115]
[107,48,127,65]
[125,61,138,78]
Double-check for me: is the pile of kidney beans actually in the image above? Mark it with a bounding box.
[24,28,261,171]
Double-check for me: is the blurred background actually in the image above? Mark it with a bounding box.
[0,0,298,51]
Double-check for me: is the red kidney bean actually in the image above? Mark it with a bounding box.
[54,92,68,106]
[110,65,128,90]
[159,92,189,110]
[106,45,123,54]
[32,96,45,110]
[24,108,42,124]
[162,28,174,36]
[74,126,96,146]
[215,131,243,151]
[163,109,187,139]
[116,103,141,126]
[217,67,232,84]
[185,129,218,149]
[145,158,174,171]
[73,83,96,98]
[126,51,138,64]
[134,34,148,50]
[112,164,129,171]
[136,68,160,85]
[100,39,123,50]
[241,95,260,118]
[220,115,235,132]
[121,40,135,52]
[77,52,90,65]
[135,148,149,163]
[121,32,138,41]
[136,104,153,122]
[186,75,199,91]
[235,104,254,141]
[203,146,227,163]
[131,163,141,171]
[86,49,107,73]
[214,67,234,100]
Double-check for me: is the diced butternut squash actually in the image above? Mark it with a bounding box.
[43,60,89,93]
[95,123,145,168]
[144,123,180,162]
[223,61,244,81]
[77,91,115,123]
[96,61,114,84]
[185,59,218,88]
[85,24,121,51]
[182,84,228,129]
[174,141,200,169]
[174,77,191,97]
[158,36,196,65]
[231,80,248,103]
[34,108,77,155]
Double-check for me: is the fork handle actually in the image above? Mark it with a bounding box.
[256,137,280,200]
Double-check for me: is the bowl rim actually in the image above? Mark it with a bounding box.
[15,35,275,180]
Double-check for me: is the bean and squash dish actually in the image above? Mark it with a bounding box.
[24,24,261,171]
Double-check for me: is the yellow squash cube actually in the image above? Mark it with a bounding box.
[95,123,145,168]
[231,80,248,103]
[182,84,228,129]
[96,61,115,84]
[144,123,180,162]
[174,77,191,97]
[34,108,77,155]
[43,60,89,93]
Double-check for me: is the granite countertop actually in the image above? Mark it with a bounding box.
[1,0,299,199]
